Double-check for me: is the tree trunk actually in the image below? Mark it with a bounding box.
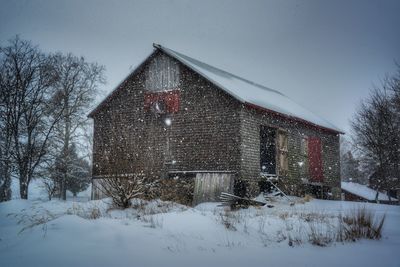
[0,159,12,202]
[0,174,12,202]
[0,132,13,202]
[18,167,31,199]
[60,97,71,201]
[61,179,67,200]
[19,179,28,199]
[375,190,380,204]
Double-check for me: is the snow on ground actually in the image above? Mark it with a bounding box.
[0,194,399,267]
[341,181,397,201]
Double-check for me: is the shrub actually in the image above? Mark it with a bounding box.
[98,175,145,208]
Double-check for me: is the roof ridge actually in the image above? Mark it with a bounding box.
[155,43,342,134]
[156,44,285,97]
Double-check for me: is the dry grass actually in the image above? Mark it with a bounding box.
[219,211,238,231]
[308,223,335,246]
[303,194,314,202]
[7,209,60,237]
[132,199,187,215]
[340,207,385,241]
[272,205,386,246]
[67,202,104,220]
[279,212,289,220]
[130,199,186,228]
[141,215,163,228]
[87,207,102,219]
[296,194,314,204]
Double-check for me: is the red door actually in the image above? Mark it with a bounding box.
[308,137,323,182]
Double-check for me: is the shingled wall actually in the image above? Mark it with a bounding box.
[239,106,341,198]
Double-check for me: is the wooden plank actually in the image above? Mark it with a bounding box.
[193,172,233,204]
[145,53,180,91]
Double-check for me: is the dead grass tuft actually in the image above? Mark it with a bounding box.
[340,207,385,241]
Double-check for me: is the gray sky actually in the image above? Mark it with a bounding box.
[1,0,399,133]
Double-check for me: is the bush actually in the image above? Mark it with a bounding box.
[98,175,145,208]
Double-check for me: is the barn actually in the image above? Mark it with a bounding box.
[89,43,343,205]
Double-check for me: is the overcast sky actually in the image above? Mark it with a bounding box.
[1,0,399,133]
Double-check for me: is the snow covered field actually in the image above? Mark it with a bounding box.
[0,185,399,267]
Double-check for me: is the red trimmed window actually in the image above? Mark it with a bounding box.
[144,89,180,113]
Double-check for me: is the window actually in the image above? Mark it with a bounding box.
[300,137,308,156]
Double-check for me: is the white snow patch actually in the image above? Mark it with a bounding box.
[0,197,399,267]
[341,182,397,201]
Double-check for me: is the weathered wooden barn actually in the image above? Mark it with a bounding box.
[89,44,343,204]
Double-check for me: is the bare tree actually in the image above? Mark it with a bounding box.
[387,64,400,172]
[47,53,105,200]
[351,69,400,201]
[0,36,62,199]
[41,176,59,201]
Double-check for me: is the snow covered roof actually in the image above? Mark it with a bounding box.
[155,44,343,134]
[341,182,397,201]
[89,43,343,133]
